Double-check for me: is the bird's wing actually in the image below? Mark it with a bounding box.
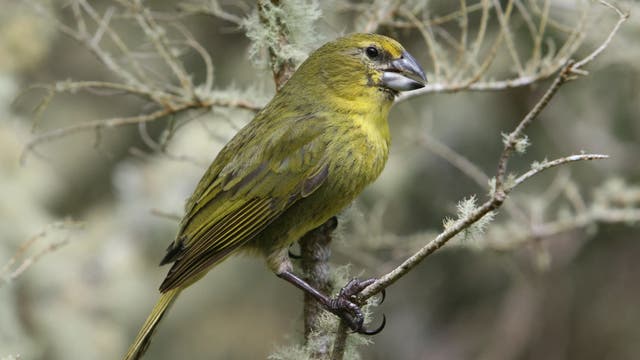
[158,115,329,292]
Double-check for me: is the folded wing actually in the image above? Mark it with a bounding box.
[159,115,329,292]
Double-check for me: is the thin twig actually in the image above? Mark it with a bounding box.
[418,133,490,188]
[258,0,297,90]
[492,0,523,76]
[21,105,191,164]
[572,1,629,71]
[125,0,195,95]
[178,1,244,26]
[510,154,609,189]
[495,61,575,191]
[330,321,350,360]
[1,221,82,288]
[530,0,550,72]
[401,7,442,81]
[359,0,401,33]
[487,207,640,251]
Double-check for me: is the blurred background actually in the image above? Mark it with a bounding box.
[1,1,639,359]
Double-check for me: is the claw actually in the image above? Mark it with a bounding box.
[340,278,375,299]
[358,314,386,335]
[277,271,387,336]
[326,278,387,335]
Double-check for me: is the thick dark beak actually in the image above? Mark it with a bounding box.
[381,50,427,91]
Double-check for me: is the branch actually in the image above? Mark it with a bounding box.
[300,219,337,359]
[494,60,574,190]
[258,0,297,90]
[121,0,195,96]
[0,221,82,288]
[177,1,245,26]
[19,0,263,163]
[510,154,608,190]
[358,0,402,33]
[395,0,626,102]
[21,103,190,164]
[572,1,629,72]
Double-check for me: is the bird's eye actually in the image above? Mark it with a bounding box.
[365,46,379,59]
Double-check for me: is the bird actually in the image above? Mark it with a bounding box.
[124,33,426,360]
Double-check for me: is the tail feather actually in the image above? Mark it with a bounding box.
[124,288,181,360]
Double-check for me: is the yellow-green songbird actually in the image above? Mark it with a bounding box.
[124,33,426,360]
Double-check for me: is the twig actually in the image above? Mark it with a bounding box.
[379,2,490,29]
[258,0,297,90]
[492,0,523,76]
[178,1,244,26]
[1,221,82,288]
[359,0,402,33]
[417,132,530,225]
[495,61,574,191]
[395,0,620,102]
[330,321,350,360]
[572,1,629,72]
[20,85,261,163]
[21,104,192,164]
[530,0,550,72]
[19,2,192,161]
[124,0,195,95]
[510,154,609,189]
[300,220,336,359]
[418,133,489,189]
[396,72,553,99]
[400,7,443,81]
[487,206,640,251]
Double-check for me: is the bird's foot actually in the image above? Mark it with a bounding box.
[326,278,386,335]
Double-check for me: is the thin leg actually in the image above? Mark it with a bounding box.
[277,271,385,334]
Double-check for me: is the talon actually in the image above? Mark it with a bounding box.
[359,314,386,335]
[340,278,376,299]
[326,278,387,335]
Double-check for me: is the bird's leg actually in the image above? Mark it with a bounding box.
[277,271,385,334]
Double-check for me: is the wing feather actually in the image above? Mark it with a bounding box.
[159,198,276,291]
[158,115,329,292]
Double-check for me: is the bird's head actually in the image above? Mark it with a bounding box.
[284,33,427,105]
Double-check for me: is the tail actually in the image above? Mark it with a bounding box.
[124,288,181,360]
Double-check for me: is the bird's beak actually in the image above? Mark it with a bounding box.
[381,50,427,91]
